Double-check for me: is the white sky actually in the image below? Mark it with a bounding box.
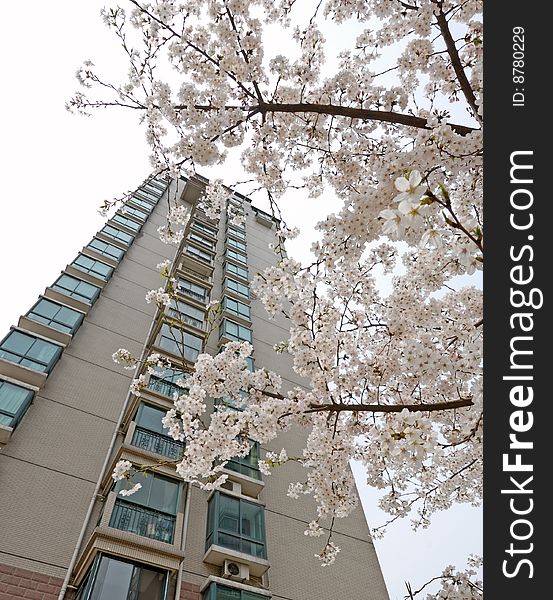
[0,3,482,599]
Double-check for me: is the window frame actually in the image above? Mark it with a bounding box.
[26,297,84,335]
[226,237,247,252]
[189,232,216,249]
[0,330,63,374]
[71,254,114,281]
[223,278,250,299]
[99,225,134,246]
[176,277,208,303]
[52,273,101,305]
[76,554,169,600]
[225,248,247,265]
[219,319,253,343]
[206,492,267,559]
[167,299,205,330]
[192,221,217,238]
[111,213,142,232]
[158,323,204,362]
[222,296,251,321]
[203,582,268,600]
[128,196,155,212]
[0,379,34,430]
[87,238,125,261]
[226,226,247,241]
[186,244,214,264]
[224,262,249,281]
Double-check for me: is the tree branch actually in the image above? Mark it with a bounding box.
[433,1,482,124]
[305,398,473,414]
[259,102,477,135]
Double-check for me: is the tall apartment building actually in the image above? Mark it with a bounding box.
[0,175,389,600]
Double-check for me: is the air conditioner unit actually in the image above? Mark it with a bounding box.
[223,560,250,581]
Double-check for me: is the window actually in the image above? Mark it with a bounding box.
[222,296,251,320]
[111,472,180,543]
[225,249,247,265]
[225,262,248,281]
[226,441,261,481]
[0,331,63,373]
[192,221,217,237]
[203,582,268,600]
[26,298,84,334]
[136,189,160,203]
[177,278,208,302]
[224,278,249,298]
[129,196,155,212]
[0,380,34,429]
[186,244,213,264]
[71,254,114,281]
[148,368,188,398]
[99,225,134,246]
[226,237,247,252]
[52,274,101,305]
[190,232,215,249]
[206,492,266,558]
[132,403,184,460]
[122,205,148,221]
[87,238,125,261]
[220,319,252,343]
[76,555,167,600]
[227,226,246,241]
[112,214,141,232]
[168,300,205,329]
[142,182,164,196]
[158,324,203,362]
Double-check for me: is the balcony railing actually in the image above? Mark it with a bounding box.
[132,427,184,460]
[147,376,184,399]
[109,500,176,544]
[225,460,262,481]
[177,286,206,303]
[179,265,211,282]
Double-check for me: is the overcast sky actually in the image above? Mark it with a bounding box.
[0,3,482,598]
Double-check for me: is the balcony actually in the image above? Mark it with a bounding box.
[179,264,212,283]
[132,426,184,460]
[109,500,176,544]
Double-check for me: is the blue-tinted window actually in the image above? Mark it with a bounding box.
[27,298,84,334]
[225,249,247,265]
[87,238,125,261]
[0,380,34,428]
[222,296,251,320]
[112,214,141,232]
[71,254,114,281]
[219,319,252,343]
[206,493,266,559]
[52,274,101,305]
[224,278,249,298]
[158,324,203,362]
[225,262,248,281]
[100,225,134,246]
[0,330,63,373]
[226,237,247,252]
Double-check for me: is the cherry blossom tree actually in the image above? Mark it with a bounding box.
[73,0,483,590]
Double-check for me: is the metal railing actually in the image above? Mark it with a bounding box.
[110,500,176,544]
[147,377,183,398]
[132,427,184,460]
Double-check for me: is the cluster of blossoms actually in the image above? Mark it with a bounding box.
[423,556,483,600]
[145,287,172,307]
[84,0,483,575]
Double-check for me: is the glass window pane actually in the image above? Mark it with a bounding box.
[0,380,33,424]
[89,556,134,600]
[148,475,179,514]
[216,585,241,600]
[241,502,264,542]
[137,567,165,600]
[136,404,166,435]
[2,330,34,355]
[27,338,60,363]
[218,495,240,535]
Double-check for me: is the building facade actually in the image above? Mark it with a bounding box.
[0,175,389,600]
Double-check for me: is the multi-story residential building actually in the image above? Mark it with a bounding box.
[0,175,389,600]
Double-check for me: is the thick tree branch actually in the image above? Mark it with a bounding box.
[433,1,482,124]
[258,102,477,135]
[305,398,473,414]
